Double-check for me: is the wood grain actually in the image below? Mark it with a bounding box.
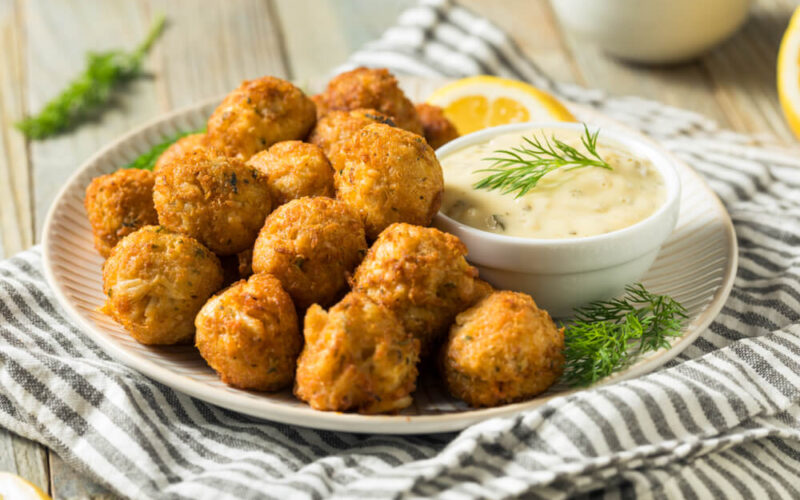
[0,0,798,496]
[0,427,49,496]
[0,0,33,259]
[24,0,162,237]
[49,453,117,500]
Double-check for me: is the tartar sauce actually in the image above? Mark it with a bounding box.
[441,128,665,239]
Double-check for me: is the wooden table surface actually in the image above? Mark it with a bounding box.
[0,0,797,497]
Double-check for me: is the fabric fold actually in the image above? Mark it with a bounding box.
[2,0,800,498]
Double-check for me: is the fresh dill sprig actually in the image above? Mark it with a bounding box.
[123,128,204,171]
[16,15,166,140]
[561,283,688,387]
[473,124,612,198]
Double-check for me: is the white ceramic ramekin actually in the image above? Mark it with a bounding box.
[549,0,752,64]
[434,122,681,317]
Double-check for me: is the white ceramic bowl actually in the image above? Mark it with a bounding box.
[549,0,752,64]
[434,122,681,317]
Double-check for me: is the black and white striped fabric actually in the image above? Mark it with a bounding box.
[3,0,800,498]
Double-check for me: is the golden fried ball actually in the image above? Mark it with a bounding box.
[352,223,484,355]
[246,141,334,206]
[195,273,301,391]
[319,67,423,135]
[252,197,367,310]
[153,147,272,256]
[84,169,159,258]
[307,108,394,162]
[294,292,420,413]
[153,133,206,174]
[334,123,444,240]
[415,103,459,149]
[205,76,316,160]
[101,226,223,345]
[441,291,565,407]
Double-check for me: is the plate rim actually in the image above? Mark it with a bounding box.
[40,95,738,435]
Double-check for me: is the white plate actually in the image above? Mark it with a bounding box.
[42,79,737,434]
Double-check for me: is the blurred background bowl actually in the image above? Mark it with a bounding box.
[550,0,753,64]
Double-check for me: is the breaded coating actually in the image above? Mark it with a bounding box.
[246,141,334,207]
[84,169,159,258]
[294,292,420,413]
[252,197,367,310]
[334,123,444,240]
[352,223,484,355]
[205,76,316,159]
[311,93,328,119]
[153,147,272,255]
[101,226,223,345]
[318,67,424,135]
[307,108,394,162]
[195,273,301,391]
[237,248,253,279]
[153,133,206,174]
[440,291,565,407]
[415,103,459,149]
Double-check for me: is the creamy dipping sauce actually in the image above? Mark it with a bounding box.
[441,128,666,239]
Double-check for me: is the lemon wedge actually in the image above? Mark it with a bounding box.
[0,472,51,500]
[426,75,575,135]
[778,6,800,140]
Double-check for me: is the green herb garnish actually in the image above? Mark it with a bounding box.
[16,15,166,139]
[473,124,612,198]
[561,283,687,387]
[123,128,203,170]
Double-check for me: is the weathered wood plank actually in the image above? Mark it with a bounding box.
[25,0,163,238]
[538,0,734,128]
[0,0,48,491]
[49,453,117,500]
[273,0,351,82]
[274,0,415,83]
[0,0,32,258]
[703,0,795,142]
[460,0,583,85]
[0,427,50,496]
[146,0,290,109]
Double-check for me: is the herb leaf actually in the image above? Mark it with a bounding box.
[561,283,687,387]
[16,15,166,140]
[473,124,612,198]
[123,128,204,171]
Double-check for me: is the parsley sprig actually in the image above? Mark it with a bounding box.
[124,128,204,170]
[16,15,166,140]
[474,124,612,198]
[562,283,687,387]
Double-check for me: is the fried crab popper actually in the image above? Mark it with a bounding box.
[440,291,565,407]
[153,146,272,255]
[252,197,367,311]
[84,168,159,258]
[205,76,316,159]
[352,223,487,356]
[153,132,206,174]
[246,140,334,207]
[315,67,424,135]
[415,103,459,149]
[195,273,301,391]
[294,292,420,414]
[101,226,223,345]
[334,123,444,240]
[307,108,394,162]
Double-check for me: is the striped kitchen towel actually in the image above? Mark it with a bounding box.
[3,0,800,498]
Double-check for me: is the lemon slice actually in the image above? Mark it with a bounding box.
[426,75,575,135]
[0,472,51,500]
[778,6,800,139]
